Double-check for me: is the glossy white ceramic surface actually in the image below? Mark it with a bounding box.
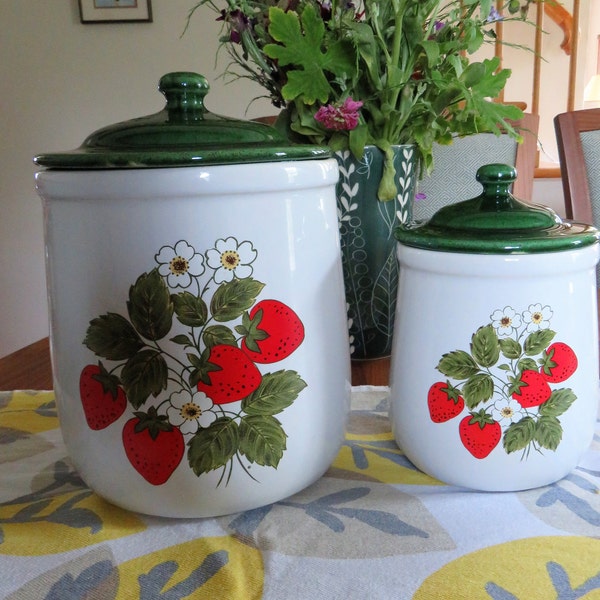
[36,159,351,517]
[390,243,600,491]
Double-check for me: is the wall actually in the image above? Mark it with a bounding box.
[0,0,271,357]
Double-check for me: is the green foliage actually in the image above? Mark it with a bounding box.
[188,0,539,181]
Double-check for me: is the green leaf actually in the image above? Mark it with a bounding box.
[499,337,522,360]
[127,269,173,341]
[470,325,499,368]
[187,417,239,476]
[503,416,536,454]
[517,358,538,373]
[462,373,494,409]
[437,350,480,379]
[238,414,287,467]
[264,5,356,104]
[187,349,220,388]
[210,277,265,322]
[235,309,268,353]
[170,334,193,347]
[461,61,486,88]
[535,415,563,451]
[83,312,144,360]
[90,361,121,398]
[172,291,208,327]
[202,325,237,349]
[120,349,168,409]
[539,388,577,417]
[524,329,556,356]
[242,370,307,416]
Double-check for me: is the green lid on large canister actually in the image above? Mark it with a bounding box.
[395,164,599,253]
[34,72,329,169]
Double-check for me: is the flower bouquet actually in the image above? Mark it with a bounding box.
[188,0,537,199]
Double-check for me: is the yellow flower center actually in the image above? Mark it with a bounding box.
[500,406,514,418]
[180,402,201,421]
[169,256,189,276]
[220,250,240,271]
[531,311,543,324]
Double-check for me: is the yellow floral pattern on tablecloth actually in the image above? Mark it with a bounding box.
[0,391,58,434]
[331,431,444,486]
[414,536,600,599]
[0,491,145,555]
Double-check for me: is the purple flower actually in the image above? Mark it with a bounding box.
[314,98,363,131]
[317,0,332,20]
[486,7,503,22]
[217,9,250,44]
[415,192,427,201]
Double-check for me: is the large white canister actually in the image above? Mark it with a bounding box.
[390,164,600,491]
[34,73,350,517]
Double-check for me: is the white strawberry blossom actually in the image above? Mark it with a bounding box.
[522,303,553,332]
[167,389,216,434]
[491,306,522,338]
[206,237,257,283]
[155,240,205,289]
[491,397,523,424]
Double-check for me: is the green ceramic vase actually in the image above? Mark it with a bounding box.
[335,145,416,360]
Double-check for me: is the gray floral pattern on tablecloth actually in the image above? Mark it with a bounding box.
[222,477,455,558]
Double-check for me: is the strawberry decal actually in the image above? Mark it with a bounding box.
[427,381,464,423]
[432,304,578,460]
[239,299,305,364]
[79,362,127,430]
[197,344,262,403]
[511,370,552,408]
[539,342,578,383]
[123,407,185,485]
[81,238,307,486]
[459,410,502,459]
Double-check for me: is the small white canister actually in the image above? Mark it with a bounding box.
[390,164,600,491]
[34,73,350,517]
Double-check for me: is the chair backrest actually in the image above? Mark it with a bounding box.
[413,112,539,222]
[554,108,600,225]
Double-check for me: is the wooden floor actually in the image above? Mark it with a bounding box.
[0,337,390,390]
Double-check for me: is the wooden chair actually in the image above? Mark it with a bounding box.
[554,108,600,224]
[413,112,540,222]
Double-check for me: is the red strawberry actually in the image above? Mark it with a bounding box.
[79,363,127,430]
[512,369,552,408]
[197,344,262,404]
[239,299,305,364]
[539,342,578,383]
[122,406,184,485]
[459,410,501,459]
[427,381,464,423]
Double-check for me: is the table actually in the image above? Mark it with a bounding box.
[0,337,387,390]
[1,387,599,599]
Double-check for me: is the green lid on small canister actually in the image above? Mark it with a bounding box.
[395,164,599,253]
[34,72,329,169]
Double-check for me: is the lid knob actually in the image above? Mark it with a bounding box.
[476,163,516,211]
[158,72,209,122]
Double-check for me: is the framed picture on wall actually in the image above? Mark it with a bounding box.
[79,0,153,23]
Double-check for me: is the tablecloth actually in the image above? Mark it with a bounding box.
[1,387,599,599]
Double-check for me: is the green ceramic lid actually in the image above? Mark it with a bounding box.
[396,164,599,254]
[34,72,329,169]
